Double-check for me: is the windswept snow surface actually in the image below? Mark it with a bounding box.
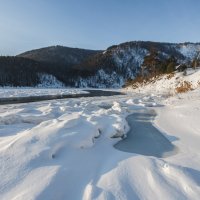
[0,88,88,98]
[0,85,200,199]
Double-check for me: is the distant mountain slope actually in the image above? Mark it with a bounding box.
[73,41,200,87]
[0,56,43,87]
[17,45,102,68]
[0,41,200,87]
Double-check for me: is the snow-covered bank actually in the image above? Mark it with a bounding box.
[125,68,200,96]
[0,84,200,199]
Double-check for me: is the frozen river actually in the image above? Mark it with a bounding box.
[0,89,124,105]
[115,110,177,158]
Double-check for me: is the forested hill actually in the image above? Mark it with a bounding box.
[0,42,200,87]
[18,45,101,68]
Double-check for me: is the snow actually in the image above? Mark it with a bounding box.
[178,43,200,59]
[0,88,88,98]
[112,46,148,80]
[38,73,65,88]
[0,69,200,199]
[76,69,125,88]
[126,68,200,96]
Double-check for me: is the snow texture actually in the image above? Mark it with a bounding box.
[0,69,200,199]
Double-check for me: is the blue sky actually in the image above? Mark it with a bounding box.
[0,0,200,55]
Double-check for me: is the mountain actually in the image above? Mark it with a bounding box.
[0,41,200,87]
[18,45,102,68]
[72,41,200,87]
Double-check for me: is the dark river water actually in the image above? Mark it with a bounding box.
[0,90,124,105]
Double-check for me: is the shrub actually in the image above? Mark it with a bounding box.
[176,81,193,93]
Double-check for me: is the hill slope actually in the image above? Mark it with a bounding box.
[70,41,200,87]
[18,45,101,68]
[0,41,200,87]
[125,67,200,95]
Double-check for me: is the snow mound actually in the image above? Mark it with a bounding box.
[1,86,200,199]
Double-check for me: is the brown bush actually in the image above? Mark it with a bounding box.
[176,81,193,93]
[166,73,175,79]
[124,76,146,88]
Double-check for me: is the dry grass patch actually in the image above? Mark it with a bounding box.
[176,81,193,93]
[166,73,175,80]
